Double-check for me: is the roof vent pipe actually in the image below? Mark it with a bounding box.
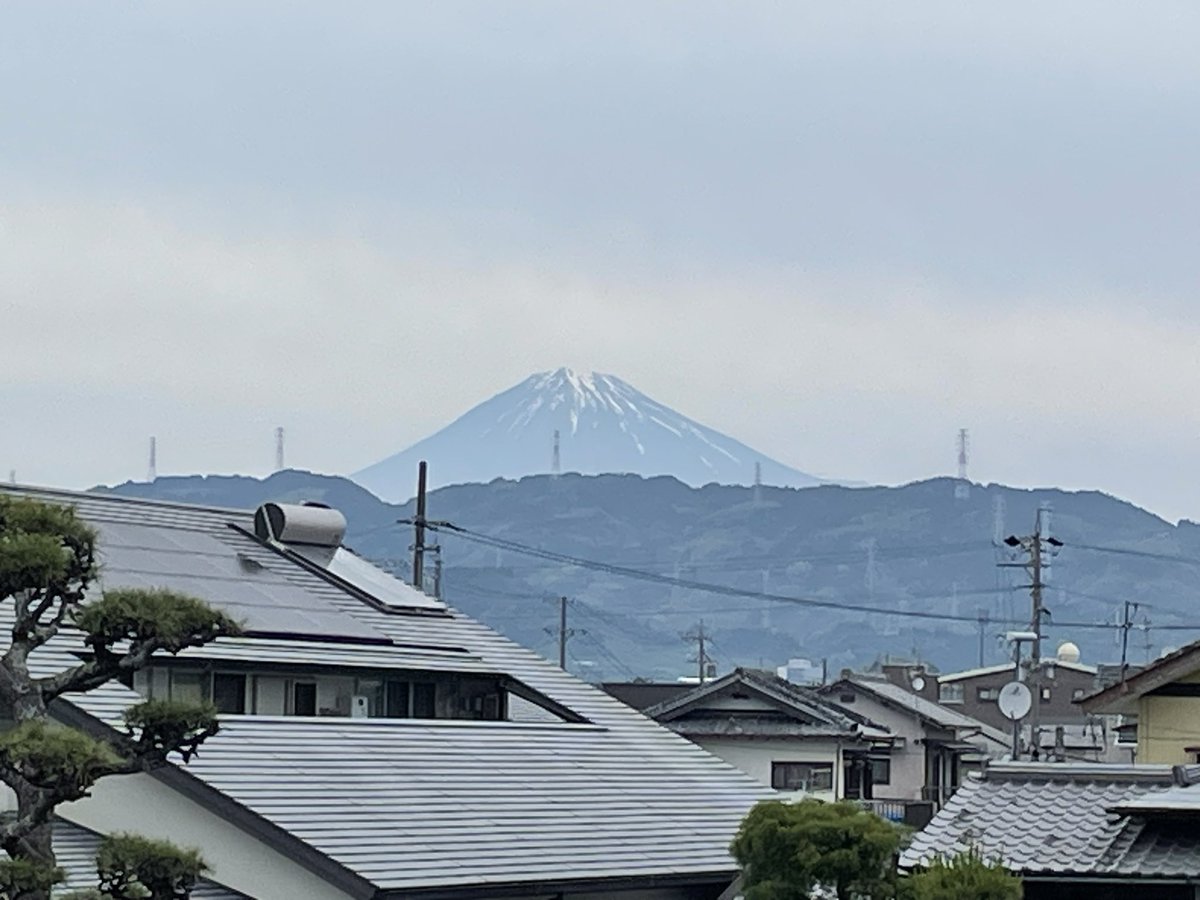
[254,502,347,547]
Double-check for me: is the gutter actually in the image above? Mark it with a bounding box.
[373,869,740,900]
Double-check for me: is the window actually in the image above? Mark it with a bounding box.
[1072,688,1086,701]
[771,762,834,792]
[939,683,964,704]
[293,682,317,717]
[170,671,207,704]
[1041,687,1052,701]
[869,757,891,786]
[412,682,437,718]
[212,673,246,715]
[977,687,1000,702]
[385,680,411,718]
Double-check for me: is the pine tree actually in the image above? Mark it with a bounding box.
[731,799,902,900]
[0,496,238,898]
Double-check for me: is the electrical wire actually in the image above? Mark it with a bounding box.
[1072,543,1200,567]
[427,524,1041,627]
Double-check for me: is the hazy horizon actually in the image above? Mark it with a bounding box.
[6,3,1200,521]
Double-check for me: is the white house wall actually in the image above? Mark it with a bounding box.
[693,736,842,800]
[61,772,356,900]
[832,691,924,801]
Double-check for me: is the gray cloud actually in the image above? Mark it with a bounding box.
[3,2,1200,520]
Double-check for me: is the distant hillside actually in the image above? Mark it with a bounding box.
[97,471,1200,681]
[351,367,832,501]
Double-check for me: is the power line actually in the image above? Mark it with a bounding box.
[1072,543,1200,567]
[428,524,1043,627]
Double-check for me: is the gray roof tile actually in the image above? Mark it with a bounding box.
[902,762,1200,878]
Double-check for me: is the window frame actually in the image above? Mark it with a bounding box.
[771,761,835,793]
[939,683,964,705]
[291,680,318,717]
[868,756,891,786]
[212,672,247,715]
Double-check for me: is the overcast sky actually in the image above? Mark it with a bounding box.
[4,2,1200,521]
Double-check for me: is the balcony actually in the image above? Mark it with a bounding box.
[858,799,935,829]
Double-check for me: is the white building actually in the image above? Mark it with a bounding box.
[635,668,893,803]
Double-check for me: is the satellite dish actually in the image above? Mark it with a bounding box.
[911,676,926,692]
[998,681,1032,721]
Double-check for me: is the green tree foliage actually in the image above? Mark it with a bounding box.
[901,847,1022,900]
[0,857,64,899]
[96,834,207,900]
[730,799,902,900]
[0,496,238,899]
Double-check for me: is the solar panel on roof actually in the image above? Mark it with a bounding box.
[93,523,393,645]
[291,545,446,613]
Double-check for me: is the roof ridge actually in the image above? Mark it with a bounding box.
[1,483,252,518]
[984,761,1181,784]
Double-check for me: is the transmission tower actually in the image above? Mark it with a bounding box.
[147,437,157,482]
[753,461,763,505]
[551,429,561,477]
[275,427,285,472]
[954,428,970,500]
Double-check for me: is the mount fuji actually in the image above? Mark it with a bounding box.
[352,368,833,501]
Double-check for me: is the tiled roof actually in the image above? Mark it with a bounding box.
[902,762,1200,879]
[646,668,878,734]
[601,681,693,711]
[3,485,769,895]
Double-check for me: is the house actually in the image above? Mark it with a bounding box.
[1081,638,1200,765]
[819,675,1009,811]
[1,485,769,900]
[902,761,1200,900]
[612,669,892,803]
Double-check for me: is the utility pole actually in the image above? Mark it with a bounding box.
[683,621,712,683]
[1000,507,1063,760]
[397,462,451,597]
[412,461,427,591]
[544,596,579,670]
[1119,601,1138,684]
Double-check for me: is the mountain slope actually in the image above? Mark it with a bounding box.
[98,471,1198,680]
[352,368,828,501]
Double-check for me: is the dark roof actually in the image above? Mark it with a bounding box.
[643,668,888,739]
[1082,640,1200,714]
[3,485,770,896]
[601,681,694,711]
[902,762,1200,879]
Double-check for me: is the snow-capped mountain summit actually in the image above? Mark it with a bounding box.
[351,368,829,500]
